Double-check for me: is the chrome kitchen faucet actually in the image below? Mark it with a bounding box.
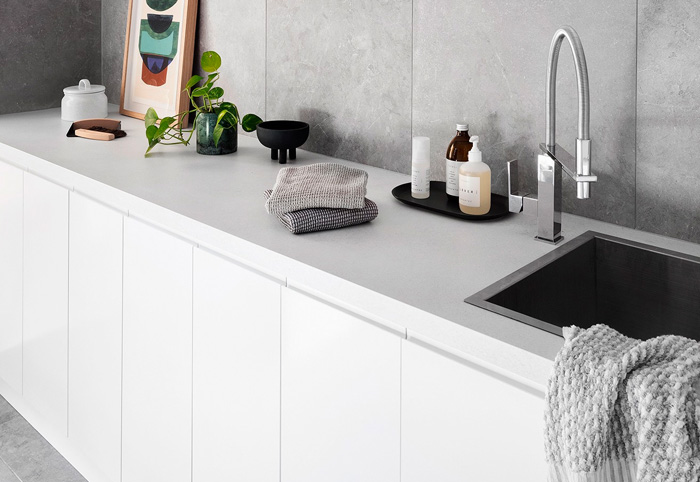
[508,26,598,243]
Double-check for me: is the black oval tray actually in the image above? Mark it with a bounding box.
[391,181,510,221]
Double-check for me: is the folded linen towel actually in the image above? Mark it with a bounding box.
[545,324,700,482]
[264,190,378,234]
[265,163,368,215]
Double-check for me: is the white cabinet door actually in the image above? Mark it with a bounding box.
[401,339,547,482]
[68,193,123,482]
[192,248,281,482]
[23,173,69,435]
[281,288,401,482]
[122,217,193,482]
[0,161,23,394]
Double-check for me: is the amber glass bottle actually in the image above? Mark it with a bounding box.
[445,124,473,197]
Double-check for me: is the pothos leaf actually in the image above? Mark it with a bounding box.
[154,116,175,139]
[145,138,159,155]
[185,74,203,90]
[200,51,221,73]
[145,124,158,142]
[191,85,211,97]
[208,87,224,99]
[219,102,238,123]
[144,107,159,128]
[205,73,219,87]
[213,124,224,147]
[241,113,263,132]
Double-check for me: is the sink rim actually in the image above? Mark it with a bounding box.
[464,230,700,338]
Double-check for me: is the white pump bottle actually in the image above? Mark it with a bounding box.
[458,136,491,215]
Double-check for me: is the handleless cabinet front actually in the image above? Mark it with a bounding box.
[68,193,123,482]
[23,172,69,436]
[192,248,281,482]
[281,288,401,482]
[0,161,23,394]
[401,339,547,482]
[122,217,193,482]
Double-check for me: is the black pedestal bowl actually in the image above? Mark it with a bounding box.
[256,120,310,164]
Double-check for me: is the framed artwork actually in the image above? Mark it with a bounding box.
[120,0,198,121]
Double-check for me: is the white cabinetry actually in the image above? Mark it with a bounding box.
[401,339,547,482]
[23,173,69,435]
[68,193,123,482]
[122,217,193,482]
[280,288,401,482]
[0,161,23,394]
[192,248,281,482]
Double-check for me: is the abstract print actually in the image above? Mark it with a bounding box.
[139,0,180,86]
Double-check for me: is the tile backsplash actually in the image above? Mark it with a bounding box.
[0,0,101,115]
[7,1,700,243]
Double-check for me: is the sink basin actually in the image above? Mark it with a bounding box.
[466,231,700,341]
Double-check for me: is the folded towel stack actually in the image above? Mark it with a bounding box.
[545,324,700,482]
[265,163,378,234]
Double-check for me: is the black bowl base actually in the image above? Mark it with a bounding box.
[271,147,297,164]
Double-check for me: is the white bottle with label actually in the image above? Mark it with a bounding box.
[445,124,472,197]
[459,136,491,215]
[411,136,430,199]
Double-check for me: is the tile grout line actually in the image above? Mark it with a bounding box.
[634,0,639,230]
[410,0,414,151]
[0,456,22,482]
[20,173,24,398]
[265,0,268,121]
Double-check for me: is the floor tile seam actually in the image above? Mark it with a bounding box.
[0,455,22,482]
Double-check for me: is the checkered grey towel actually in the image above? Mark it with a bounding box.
[545,324,700,482]
[264,190,378,234]
[265,163,368,215]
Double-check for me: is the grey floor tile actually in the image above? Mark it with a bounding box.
[0,397,86,482]
[0,459,20,482]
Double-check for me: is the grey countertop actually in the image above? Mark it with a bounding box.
[3,106,700,387]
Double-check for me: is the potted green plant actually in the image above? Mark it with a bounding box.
[144,51,262,156]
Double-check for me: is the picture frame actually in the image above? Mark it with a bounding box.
[119,0,198,122]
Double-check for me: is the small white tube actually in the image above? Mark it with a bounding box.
[411,136,430,199]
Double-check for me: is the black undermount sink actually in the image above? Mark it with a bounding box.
[466,231,700,341]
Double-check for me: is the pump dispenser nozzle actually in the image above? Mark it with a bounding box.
[469,136,482,162]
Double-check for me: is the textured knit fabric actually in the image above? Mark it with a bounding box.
[264,190,378,234]
[265,163,368,215]
[545,324,700,482]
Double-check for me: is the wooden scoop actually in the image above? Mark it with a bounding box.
[67,118,126,141]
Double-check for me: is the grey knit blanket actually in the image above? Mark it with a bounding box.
[263,190,378,234]
[545,324,700,482]
[265,163,368,215]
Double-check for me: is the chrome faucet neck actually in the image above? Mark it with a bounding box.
[545,26,590,148]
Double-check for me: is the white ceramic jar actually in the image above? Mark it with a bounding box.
[61,79,108,121]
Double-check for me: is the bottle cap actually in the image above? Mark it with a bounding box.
[456,123,469,131]
[469,136,482,162]
[412,136,430,163]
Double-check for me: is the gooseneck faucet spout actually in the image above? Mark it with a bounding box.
[545,26,592,199]
[507,26,598,244]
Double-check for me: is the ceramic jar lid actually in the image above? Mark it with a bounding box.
[63,79,105,95]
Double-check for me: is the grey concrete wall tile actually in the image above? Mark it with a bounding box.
[636,0,700,243]
[102,0,130,104]
[0,0,102,115]
[413,0,637,227]
[266,0,413,171]
[196,0,266,136]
